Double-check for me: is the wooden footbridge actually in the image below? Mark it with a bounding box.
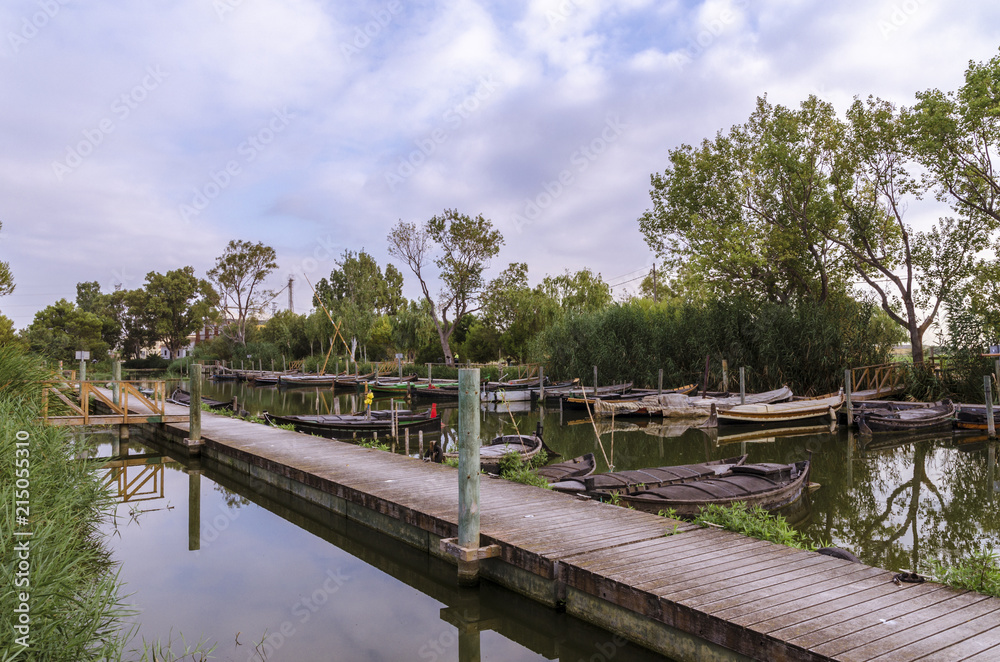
[39,380,188,426]
[112,390,1000,661]
[848,364,907,401]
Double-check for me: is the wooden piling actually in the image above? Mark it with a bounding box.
[739,367,745,405]
[427,363,433,386]
[593,366,598,390]
[405,428,410,456]
[458,367,481,585]
[845,368,853,427]
[79,359,86,383]
[188,470,201,551]
[188,363,202,442]
[419,429,424,456]
[658,368,663,396]
[539,366,545,401]
[112,360,121,407]
[721,360,728,393]
[987,375,996,439]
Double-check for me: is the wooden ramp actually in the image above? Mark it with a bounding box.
[121,393,1000,661]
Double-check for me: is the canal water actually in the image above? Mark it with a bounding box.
[98,380,1000,660]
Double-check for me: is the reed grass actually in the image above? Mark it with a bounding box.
[683,502,816,551]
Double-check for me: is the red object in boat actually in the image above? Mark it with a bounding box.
[431,403,437,418]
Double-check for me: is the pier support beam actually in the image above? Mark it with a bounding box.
[183,364,204,454]
[987,375,996,439]
[441,367,500,585]
[845,368,853,427]
[188,469,201,551]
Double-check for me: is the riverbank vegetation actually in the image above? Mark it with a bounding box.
[0,346,133,660]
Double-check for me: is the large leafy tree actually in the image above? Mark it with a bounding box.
[540,268,613,313]
[639,91,991,363]
[207,240,278,346]
[826,97,987,363]
[388,209,503,365]
[144,268,218,358]
[314,250,404,359]
[23,299,107,361]
[480,263,561,361]
[639,96,848,305]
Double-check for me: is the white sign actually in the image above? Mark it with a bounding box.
[75,351,90,360]
[395,353,404,360]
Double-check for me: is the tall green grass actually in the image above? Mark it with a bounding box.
[0,347,134,660]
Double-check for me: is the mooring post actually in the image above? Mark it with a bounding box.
[539,366,545,401]
[593,366,598,391]
[427,363,433,386]
[457,367,482,585]
[722,360,728,393]
[845,368,853,427]
[405,428,410,456]
[79,358,86,384]
[112,360,121,407]
[419,429,424,456]
[187,363,202,445]
[658,368,663,396]
[739,367,745,405]
[188,469,201,551]
[986,375,996,439]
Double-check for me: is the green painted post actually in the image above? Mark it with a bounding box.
[189,364,202,442]
[112,360,121,407]
[188,470,201,551]
[458,367,481,586]
[986,376,996,439]
[845,369,853,427]
[739,367,745,405]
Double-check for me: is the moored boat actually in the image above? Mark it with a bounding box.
[534,453,596,484]
[262,407,439,438]
[445,424,558,473]
[618,460,811,517]
[167,387,234,411]
[716,393,844,425]
[549,455,747,495]
[955,403,1000,431]
[857,400,955,435]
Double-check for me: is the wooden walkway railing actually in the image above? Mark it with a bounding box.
[850,363,907,401]
[39,380,189,426]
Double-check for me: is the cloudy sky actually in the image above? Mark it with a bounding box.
[1,0,998,329]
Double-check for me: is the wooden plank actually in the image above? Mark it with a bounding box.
[768,582,949,645]
[814,591,993,658]
[867,604,1000,661]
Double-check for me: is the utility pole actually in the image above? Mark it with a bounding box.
[652,263,657,303]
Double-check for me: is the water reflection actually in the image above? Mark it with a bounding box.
[95,436,671,661]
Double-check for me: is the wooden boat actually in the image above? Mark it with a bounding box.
[955,403,1000,431]
[836,399,936,425]
[445,424,559,473]
[857,400,955,435]
[709,422,836,446]
[167,387,233,411]
[279,373,339,387]
[550,455,748,495]
[688,386,794,412]
[559,383,635,410]
[618,460,811,516]
[716,393,844,425]
[534,454,596,484]
[262,407,439,438]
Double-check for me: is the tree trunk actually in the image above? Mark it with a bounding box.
[436,325,454,365]
[907,317,924,366]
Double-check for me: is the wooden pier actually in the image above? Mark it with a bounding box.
[124,396,1000,661]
